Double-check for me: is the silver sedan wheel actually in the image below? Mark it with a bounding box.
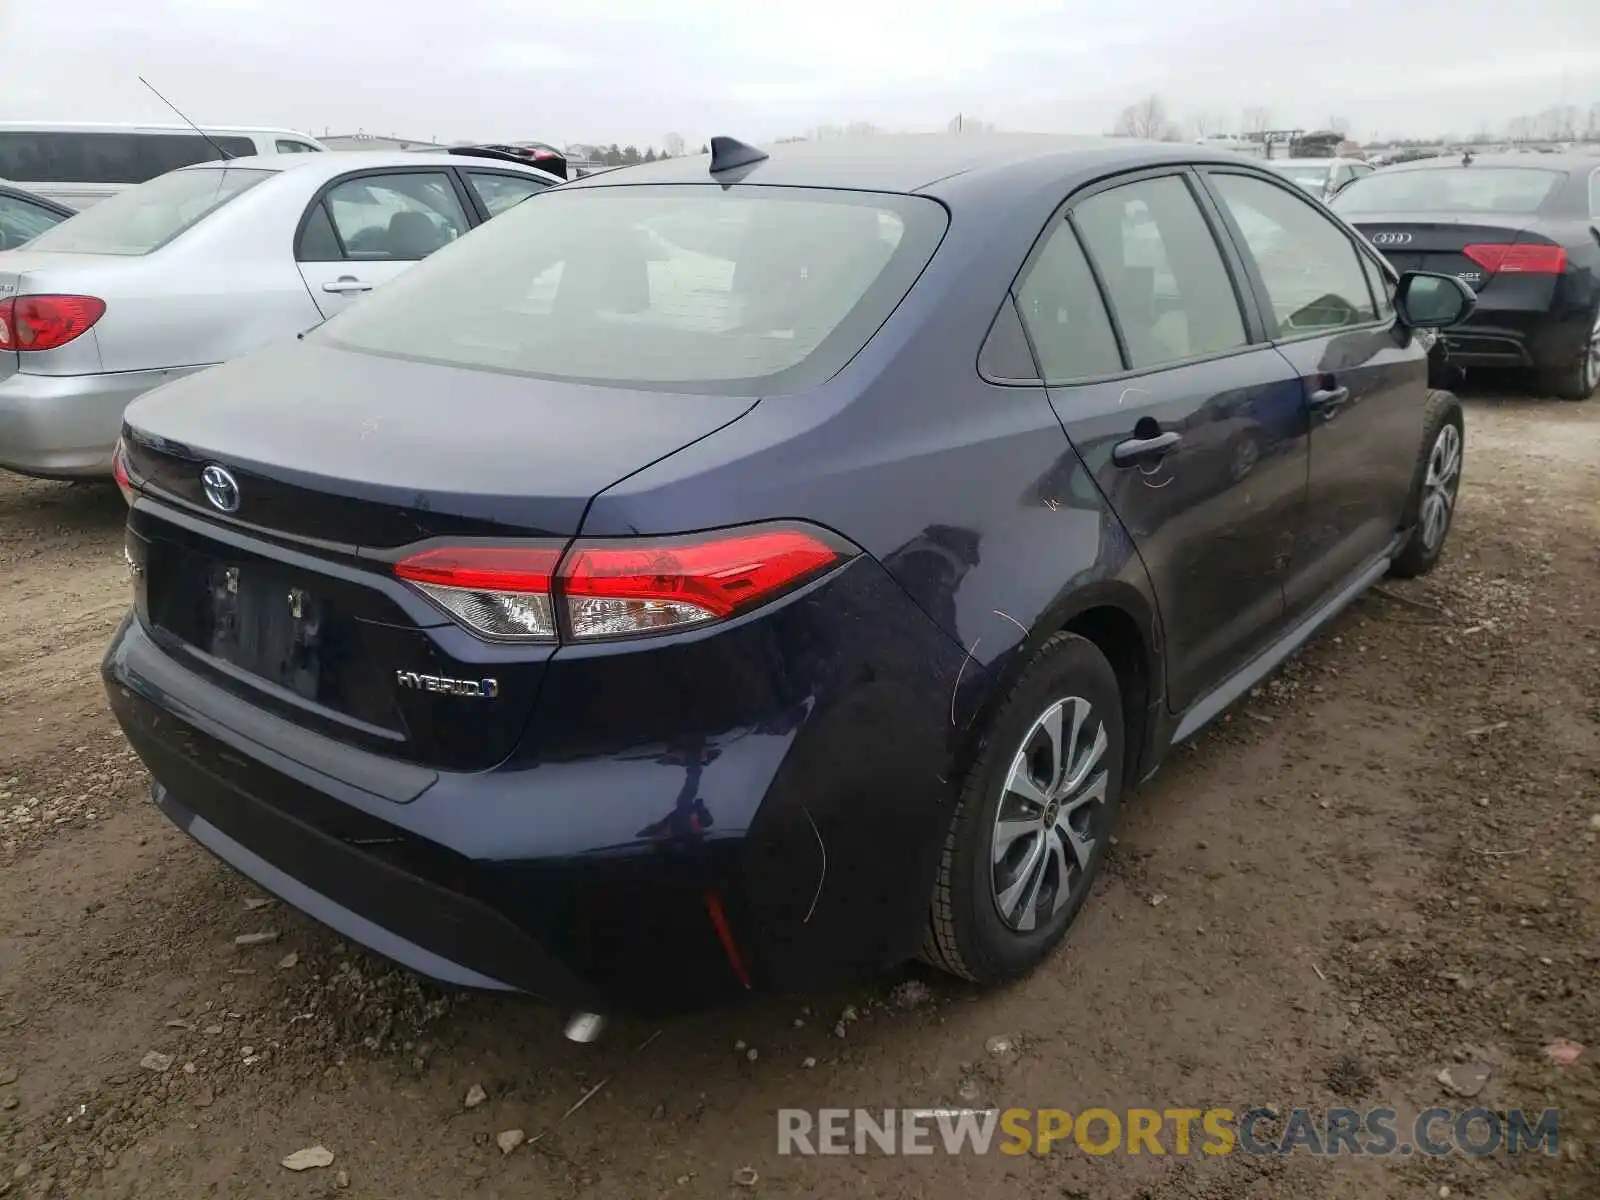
[1420,422,1462,553]
[990,696,1109,932]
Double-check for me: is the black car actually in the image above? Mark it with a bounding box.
[1332,153,1600,400]
[104,135,1475,1026]
[0,181,72,250]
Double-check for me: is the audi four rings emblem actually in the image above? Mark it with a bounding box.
[1370,232,1412,246]
[200,465,241,513]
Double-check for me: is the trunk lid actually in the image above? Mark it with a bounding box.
[122,340,758,545]
[1345,211,1547,293]
[120,339,758,771]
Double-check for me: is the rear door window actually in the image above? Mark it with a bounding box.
[1014,219,1123,382]
[466,171,550,217]
[316,184,948,395]
[276,140,320,154]
[22,166,273,255]
[1071,174,1248,370]
[321,172,471,261]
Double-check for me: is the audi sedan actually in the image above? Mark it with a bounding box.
[105,134,1473,1024]
[0,149,560,479]
[1333,153,1600,400]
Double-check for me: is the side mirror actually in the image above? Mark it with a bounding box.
[1395,271,1476,329]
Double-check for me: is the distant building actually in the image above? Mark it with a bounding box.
[322,132,448,152]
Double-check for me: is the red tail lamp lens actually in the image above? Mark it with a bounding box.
[394,545,563,641]
[111,439,138,507]
[0,295,106,351]
[393,526,851,643]
[559,528,846,640]
[1462,243,1566,274]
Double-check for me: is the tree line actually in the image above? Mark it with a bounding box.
[1110,96,1333,142]
[1110,93,1600,146]
[576,99,1600,163]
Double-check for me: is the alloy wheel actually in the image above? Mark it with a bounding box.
[1420,422,1461,554]
[989,696,1109,932]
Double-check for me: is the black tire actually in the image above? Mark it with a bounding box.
[1535,306,1600,402]
[922,632,1124,983]
[1389,391,1464,580]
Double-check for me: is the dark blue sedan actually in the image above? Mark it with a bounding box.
[103,134,1474,1027]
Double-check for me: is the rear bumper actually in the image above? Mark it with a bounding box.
[1442,298,1591,372]
[0,365,206,478]
[153,782,534,994]
[103,553,969,1014]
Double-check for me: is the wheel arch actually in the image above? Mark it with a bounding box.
[953,579,1164,794]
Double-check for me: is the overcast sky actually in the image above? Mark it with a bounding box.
[3,0,1597,147]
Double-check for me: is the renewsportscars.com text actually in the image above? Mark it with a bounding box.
[777,1106,1560,1157]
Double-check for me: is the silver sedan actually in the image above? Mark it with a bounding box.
[0,150,561,478]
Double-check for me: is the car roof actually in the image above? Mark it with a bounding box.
[1269,158,1345,167]
[1379,153,1599,174]
[560,133,1273,197]
[173,150,565,185]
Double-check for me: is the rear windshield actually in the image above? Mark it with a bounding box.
[1333,167,1564,215]
[316,184,948,395]
[1273,164,1331,191]
[23,167,272,256]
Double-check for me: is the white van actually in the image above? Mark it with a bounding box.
[0,123,326,211]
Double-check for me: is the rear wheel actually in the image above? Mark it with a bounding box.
[923,632,1123,983]
[1536,306,1600,402]
[1390,393,1463,580]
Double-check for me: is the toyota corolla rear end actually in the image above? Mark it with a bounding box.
[103,177,966,1015]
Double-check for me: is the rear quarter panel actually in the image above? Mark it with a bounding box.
[89,257,322,373]
[55,172,327,374]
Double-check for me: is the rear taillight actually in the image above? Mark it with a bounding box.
[111,438,139,507]
[394,545,562,641]
[0,295,107,351]
[1462,243,1567,275]
[394,524,855,643]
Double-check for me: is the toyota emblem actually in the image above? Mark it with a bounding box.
[200,465,241,514]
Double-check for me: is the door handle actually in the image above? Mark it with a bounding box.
[1309,385,1351,412]
[321,276,373,295]
[1112,430,1182,467]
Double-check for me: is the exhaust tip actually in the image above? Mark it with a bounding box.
[563,1012,606,1044]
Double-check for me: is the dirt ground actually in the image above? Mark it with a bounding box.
[1,385,1596,1200]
